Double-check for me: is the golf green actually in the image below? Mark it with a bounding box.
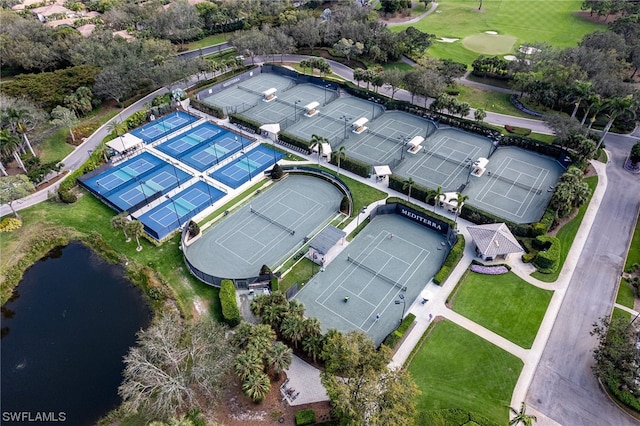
[462,33,517,54]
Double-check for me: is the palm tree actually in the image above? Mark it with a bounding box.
[402,177,415,201]
[509,402,537,426]
[110,212,131,242]
[287,299,305,318]
[302,317,322,338]
[232,322,256,349]
[107,118,126,137]
[335,146,346,176]
[3,107,37,157]
[281,315,304,348]
[597,95,636,150]
[250,294,269,317]
[242,372,271,402]
[0,129,26,172]
[454,192,469,225]
[234,350,262,381]
[302,334,324,363]
[266,341,292,379]
[310,134,328,166]
[126,219,145,251]
[430,185,443,212]
[474,108,487,123]
[581,93,602,128]
[570,80,592,119]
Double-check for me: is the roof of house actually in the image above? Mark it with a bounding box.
[309,226,346,255]
[467,223,524,257]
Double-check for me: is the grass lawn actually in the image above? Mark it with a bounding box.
[612,307,632,323]
[451,271,553,348]
[616,279,636,309]
[453,85,526,117]
[184,34,229,51]
[532,176,598,282]
[408,320,523,424]
[392,0,604,65]
[624,214,640,270]
[0,194,221,320]
[38,128,75,163]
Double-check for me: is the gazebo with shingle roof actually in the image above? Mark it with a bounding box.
[467,223,524,261]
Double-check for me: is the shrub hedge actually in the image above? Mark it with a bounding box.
[532,235,560,273]
[605,378,640,412]
[295,409,316,426]
[279,131,311,153]
[388,174,433,206]
[328,154,370,177]
[228,113,261,133]
[219,279,240,326]
[433,234,465,285]
[383,313,416,349]
[190,97,225,119]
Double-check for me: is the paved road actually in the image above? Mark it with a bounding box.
[526,133,640,426]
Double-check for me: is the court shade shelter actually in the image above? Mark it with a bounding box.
[107,133,143,154]
[467,223,524,261]
[260,123,280,141]
[307,226,346,265]
[437,192,465,213]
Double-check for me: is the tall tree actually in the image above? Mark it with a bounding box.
[0,175,34,218]
[111,212,131,242]
[50,106,78,143]
[126,219,145,251]
[383,68,405,100]
[321,331,419,426]
[0,129,26,172]
[119,313,235,420]
[597,95,637,149]
[403,177,415,201]
[266,341,292,379]
[454,192,469,225]
[335,146,346,177]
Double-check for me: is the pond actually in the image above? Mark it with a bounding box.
[1,242,152,425]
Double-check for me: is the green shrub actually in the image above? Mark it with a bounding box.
[388,174,433,205]
[260,264,272,275]
[433,234,465,285]
[271,163,284,179]
[329,153,370,177]
[228,113,262,133]
[270,276,279,291]
[533,235,560,273]
[340,195,350,214]
[58,188,77,204]
[605,378,640,412]
[278,131,311,153]
[187,220,200,238]
[219,279,240,326]
[383,313,416,349]
[522,252,536,263]
[295,409,316,426]
[190,97,225,119]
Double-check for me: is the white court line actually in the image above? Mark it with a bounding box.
[475,156,549,218]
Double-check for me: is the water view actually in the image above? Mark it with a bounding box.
[1,242,152,425]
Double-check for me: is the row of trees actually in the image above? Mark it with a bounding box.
[248,290,419,424]
[111,211,145,251]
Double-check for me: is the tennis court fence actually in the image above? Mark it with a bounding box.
[251,207,296,235]
[346,255,407,291]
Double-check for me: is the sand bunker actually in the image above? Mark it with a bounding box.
[485,31,498,35]
[438,37,459,43]
[504,55,517,61]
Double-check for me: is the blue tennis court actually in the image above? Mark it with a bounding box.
[209,144,284,189]
[83,152,165,196]
[180,133,247,172]
[107,164,192,212]
[138,180,226,240]
[155,122,225,158]
[130,111,199,144]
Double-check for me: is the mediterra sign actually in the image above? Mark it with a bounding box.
[222,77,241,88]
[399,207,443,231]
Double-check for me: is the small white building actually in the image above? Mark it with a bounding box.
[106,133,143,155]
[406,136,424,154]
[307,226,346,266]
[304,101,320,117]
[263,88,277,102]
[351,117,368,134]
[470,157,489,177]
[437,192,465,213]
[467,223,524,261]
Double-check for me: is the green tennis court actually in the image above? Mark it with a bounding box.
[295,213,448,346]
[183,175,344,279]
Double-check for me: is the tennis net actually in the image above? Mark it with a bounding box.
[490,173,542,194]
[346,256,407,291]
[251,207,295,235]
[237,85,265,97]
